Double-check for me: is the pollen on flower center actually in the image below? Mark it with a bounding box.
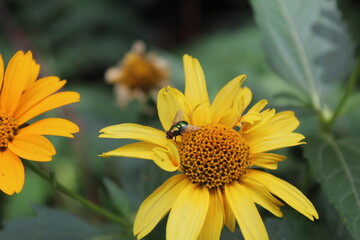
[179,124,251,189]
[0,113,19,151]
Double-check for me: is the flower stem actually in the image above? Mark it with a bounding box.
[23,161,132,230]
[323,59,360,132]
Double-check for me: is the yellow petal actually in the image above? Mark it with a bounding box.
[1,51,32,115]
[14,77,66,118]
[210,75,246,124]
[134,174,189,239]
[183,55,210,126]
[101,142,156,158]
[247,170,319,220]
[241,99,268,125]
[224,182,269,240]
[99,123,167,146]
[0,54,4,91]
[157,86,191,131]
[16,91,80,125]
[101,142,179,172]
[197,190,224,240]
[243,111,300,139]
[167,183,210,240]
[250,153,286,170]
[241,177,284,217]
[8,134,55,162]
[19,118,79,138]
[223,87,253,127]
[4,51,35,115]
[220,188,236,232]
[152,144,180,171]
[0,150,24,195]
[25,60,40,89]
[249,132,305,153]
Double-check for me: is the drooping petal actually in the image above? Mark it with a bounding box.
[250,153,286,170]
[224,182,269,240]
[8,134,55,162]
[157,86,191,131]
[197,190,224,240]
[1,51,34,115]
[99,123,167,146]
[101,142,155,158]
[0,150,24,195]
[247,170,319,221]
[14,77,66,118]
[134,174,189,239]
[183,55,210,126]
[16,91,80,125]
[241,177,284,217]
[101,142,179,172]
[167,183,210,240]
[19,118,79,138]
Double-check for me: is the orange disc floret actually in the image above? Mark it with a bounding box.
[180,124,251,189]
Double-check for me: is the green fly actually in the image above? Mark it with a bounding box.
[166,110,200,140]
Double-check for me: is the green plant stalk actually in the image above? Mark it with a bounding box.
[23,161,132,229]
[323,59,360,132]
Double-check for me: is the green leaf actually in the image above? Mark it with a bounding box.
[0,206,99,240]
[304,135,360,239]
[249,0,355,110]
[103,178,131,217]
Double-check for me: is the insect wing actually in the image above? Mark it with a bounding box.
[172,110,183,125]
[182,125,200,134]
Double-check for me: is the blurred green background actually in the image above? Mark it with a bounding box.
[0,0,359,239]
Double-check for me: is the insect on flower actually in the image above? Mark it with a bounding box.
[166,110,200,140]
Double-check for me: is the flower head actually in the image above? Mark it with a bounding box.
[100,55,318,240]
[105,40,170,108]
[0,51,80,195]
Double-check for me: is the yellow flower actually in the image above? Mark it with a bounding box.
[105,40,170,108]
[100,55,318,240]
[0,51,80,195]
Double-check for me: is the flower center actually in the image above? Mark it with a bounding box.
[179,124,251,189]
[0,113,19,151]
[121,54,167,91]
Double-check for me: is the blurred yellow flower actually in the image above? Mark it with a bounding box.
[105,41,170,108]
[0,51,80,195]
[100,55,318,240]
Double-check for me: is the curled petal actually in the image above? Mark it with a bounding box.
[101,141,179,172]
